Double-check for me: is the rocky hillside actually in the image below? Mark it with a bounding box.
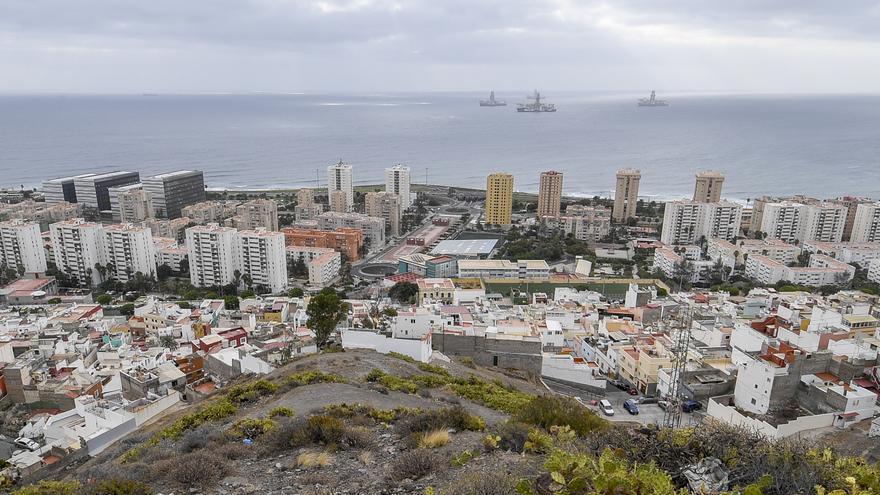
[8,350,880,495]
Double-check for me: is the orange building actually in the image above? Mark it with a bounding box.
[282,227,364,261]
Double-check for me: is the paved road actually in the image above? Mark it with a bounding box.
[547,382,705,427]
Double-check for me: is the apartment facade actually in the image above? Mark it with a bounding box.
[182,201,235,225]
[50,219,106,287]
[693,170,724,203]
[850,203,880,243]
[308,251,341,287]
[316,211,385,247]
[233,199,279,231]
[74,171,141,212]
[612,168,640,222]
[0,219,47,274]
[365,191,401,237]
[42,174,96,205]
[485,173,514,225]
[829,196,874,241]
[282,227,363,261]
[537,171,563,218]
[457,259,550,279]
[661,201,743,245]
[760,202,846,244]
[186,224,239,288]
[548,205,611,243]
[103,224,157,282]
[327,161,354,212]
[142,170,206,219]
[385,164,412,208]
[110,184,154,223]
[237,229,287,293]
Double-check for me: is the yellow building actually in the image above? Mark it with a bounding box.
[485,173,514,225]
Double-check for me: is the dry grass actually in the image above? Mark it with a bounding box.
[297,451,332,468]
[358,450,374,465]
[417,429,451,448]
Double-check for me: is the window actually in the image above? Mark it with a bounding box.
[751,398,757,405]
[492,356,499,366]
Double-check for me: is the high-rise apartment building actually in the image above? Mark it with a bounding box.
[182,201,235,225]
[143,170,206,219]
[760,201,847,244]
[693,171,724,203]
[233,199,279,231]
[851,202,880,243]
[385,164,412,209]
[829,196,874,241]
[74,171,141,212]
[103,224,157,282]
[612,169,640,222]
[485,173,514,225]
[238,229,288,293]
[297,188,315,207]
[282,228,363,261]
[0,219,47,274]
[50,219,107,286]
[42,174,97,205]
[365,191,402,237]
[316,211,385,247]
[537,171,563,218]
[186,224,239,288]
[327,161,354,212]
[109,184,154,223]
[661,201,743,245]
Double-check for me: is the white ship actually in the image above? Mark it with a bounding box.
[638,90,668,107]
[516,90,556,112]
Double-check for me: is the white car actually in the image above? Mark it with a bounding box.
[14,437,39,451]
[599,399,615,416]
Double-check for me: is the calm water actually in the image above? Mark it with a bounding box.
[1,92,879,201]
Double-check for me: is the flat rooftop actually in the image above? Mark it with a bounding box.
[431,239,498,256]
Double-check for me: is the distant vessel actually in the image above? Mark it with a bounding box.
[638,90,668,107]
[516,90,556,113]
[479,91,507,107]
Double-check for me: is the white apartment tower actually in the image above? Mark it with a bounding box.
[103,224,157,282]
[800,203,847,243]
[0,219,48,274]
[238,229,288,293]
[851,203,880,243]
[50,219,106,287]
[760,202,847,244]
[186,224,239,288]
[327,161,354,212]
[661,201,743,245]
[385,164,412,208]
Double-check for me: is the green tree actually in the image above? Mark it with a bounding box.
[306,288,348,347]
[288,287,304,298]
[389,281,419,304]
[119,303,135,316]
[223,295,240,310]
[96,294,113,305]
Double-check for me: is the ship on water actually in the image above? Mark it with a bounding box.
[479,91,507,107]
[516,90,556,112]
[638,90,668,107]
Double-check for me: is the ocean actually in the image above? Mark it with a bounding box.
[1,92,879,202]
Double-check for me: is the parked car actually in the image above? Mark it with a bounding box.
[599,399,615,416]
[638,396,658,404]
[627,388,639,396]
[611,380,629,391]
[658,400,670,411]
[682,400,702,413]
[14,437,39,451]
[623,399,640,415]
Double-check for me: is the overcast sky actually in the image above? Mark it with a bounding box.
[1,0,879,94]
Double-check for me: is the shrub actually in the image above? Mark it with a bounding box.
[358,451,374,465]
[285,370,344,386]
[493,421,531,453]
[269,406,294,418]
[443,470,520,495]
[156,450,229,488]
[451,449,476,467]
[227,418,276,439]
[397,407,485,436]
[483,434,500,451]
[523,428,553,454]
[365,369,420,393]
[341,426,375,449]
[290,415,345,447]
[9,481,80,495]
[417,429,451,448]
[447,376,532,414]
[82,479,153,495]
[458,356,475,368]
[417,362,450,376]
[178,426,211,453]
[262,417,304,453]
[296,451,332,468]
[215,442,251,460]
[515,395,606,436]
[226,379,278,404]
[389,449,441,481]
[388,351,417,363]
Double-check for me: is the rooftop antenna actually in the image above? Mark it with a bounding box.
[662,307,693,429]
[425,167,428,186]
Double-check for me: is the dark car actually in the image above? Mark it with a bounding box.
[637,396,658,404]
[682,400,702,413]
[611,380,629,391]
[623,399,640,415]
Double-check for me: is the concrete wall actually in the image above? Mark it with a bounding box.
[540,356,606,394]
[342,330,432,363]
[708,395,835,439]
[132,391,180,426]
[85,417,137,456]
[432,332,542,374]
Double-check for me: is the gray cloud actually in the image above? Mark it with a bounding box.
[0,0,878,92]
